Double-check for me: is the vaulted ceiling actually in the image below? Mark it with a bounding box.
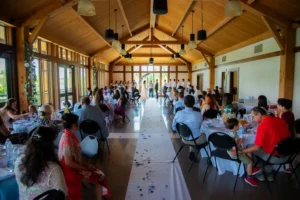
[1,0,300,65]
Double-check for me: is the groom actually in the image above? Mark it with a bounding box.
[155,79,159,99]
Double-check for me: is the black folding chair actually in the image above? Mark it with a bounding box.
[235,108,246,118]
[33,189,65,200]
[172,123,208,172]
[203,109,219,119]
[175,106,185,114]
[254,137,300,192]
[79,120,110,154]
[193,107,201,112]
[295,118,300,135]
[203,132,245,192]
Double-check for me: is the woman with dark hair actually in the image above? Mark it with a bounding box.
[113,89,120,101]
[0,98,29,129]
[201,94,219,116]
[14,126,68,199]
[201,91,207,107]
[275,98,295,137]
[94,89,111,113]
[257,95,268,111]
[59,113,110,200]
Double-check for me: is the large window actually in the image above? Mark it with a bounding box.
[154,66,160,71]
[33,41,39,52]
[93,69,98,88]
[0,26,5,44]
[41,60,50,103]
[79,67,88,99]
[33,59,41,105]
[0,58,8,102]
[67,51,72,61]
[62,49,66,60]
[41,41,47,55]
[59,66,74,109]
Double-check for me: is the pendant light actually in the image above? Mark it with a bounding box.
[120,25,127,55]
[153,0,168,15]
[175,34,180,58]
[77,0,96,16]
[128,54,133,63]
[188,10,197,49]
[105,0,114,40]
[224,0,243,17]
[171,54,175,62]
[179,25,186,55]
[197,0,207,41]
[149,44,154,65]
[112,9,121,48]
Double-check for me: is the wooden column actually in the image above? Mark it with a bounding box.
[209,56,215,90]
[16,26,28,112]
[187,63,192,82]
[123,66,125,81]
[109,63,113,83]
[88,57,93,88]
[279,27,296,99]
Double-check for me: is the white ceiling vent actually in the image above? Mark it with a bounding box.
[254,44,263,54]
[222,56,226,62]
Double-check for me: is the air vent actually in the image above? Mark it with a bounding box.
[222,56,226,62]
[254,44,263,53]
[204,63,207,67]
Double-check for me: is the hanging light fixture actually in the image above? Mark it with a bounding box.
[149,45,154,65]
[120,25,127,55]
[153,0,168,15]
[105,0,114,40]
[224,0,243,17]
[171,54,175,62]
[188,10,197,49]
[179,25,186,55]
[175,53,180,58]
[128,54,133,63]
[112,9,121,48]
[77,0,96,16]
[197,0,207,41]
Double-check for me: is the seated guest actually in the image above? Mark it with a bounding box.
[173,92,185,114]
[240,107,290,180]
[113,89,120,101]
[189,86,195,95]
[275,98,295,137]
[195,95,204,108]
[15,126,68,199]
[0,115,27,144]
[87,87,92,96]
[193,86,202,100]
[166,88,173,101]
[223,93,233,111]
[94,89,110,113]
[0,98,29,129]
[28,105,38,117]
[103,86,108,96]
[59,113,109,200]
[226,118,261,186]
[172,88,178,102]
[78,97,109,140]
[201,94,219,116]
[258,95,268,112]
[207,88,213,95]
[114,95,128,121]
[172,95,206,160]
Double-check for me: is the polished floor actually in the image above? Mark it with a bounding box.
[87,98,300,200]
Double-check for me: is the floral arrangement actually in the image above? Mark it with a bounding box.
[24,40,37,103]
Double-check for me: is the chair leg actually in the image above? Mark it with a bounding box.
[262,164,272,194]
[172,144,184,163]
[203,160,210,183]
[289,163,300,179]
[233,163,241,193]
[188,150,200,172]
[253,157,260,168]
[214,156,218,171]
[274,164,282,180]
[106,139,110,154]
[290,163,300,188]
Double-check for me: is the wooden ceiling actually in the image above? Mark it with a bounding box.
[1,0,300,64]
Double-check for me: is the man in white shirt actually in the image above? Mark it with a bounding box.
[194,86,202,100]
[172,79,176,88]
[181,79,185,88]
[168,79,172,89]
[176,80,180,89]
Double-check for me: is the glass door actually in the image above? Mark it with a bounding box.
[0,58,8,103]
[59,65,75,109]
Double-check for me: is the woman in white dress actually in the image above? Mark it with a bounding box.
[140,80,148,100]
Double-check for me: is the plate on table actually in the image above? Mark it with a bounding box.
[0,168,13,180]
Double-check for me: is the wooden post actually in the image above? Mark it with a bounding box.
[88,57,93,88]
[209,56,215,90]
[279,27,296,99]
[109,63,113,83]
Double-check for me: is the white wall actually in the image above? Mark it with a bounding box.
[293,28,300,119]
[192,69,209,91]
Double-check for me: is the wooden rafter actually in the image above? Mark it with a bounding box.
[150,0,156,28]
[21,0,79,27]
[198,50,212,68]
[28,16,49,45]
[122,41,180,45]
[155,27,177,41]
[240,0,291,28]
[247,0,256,4]
[158,45,191,65]
[261,16,285,50]
[131,54,173,57]
[116,0,132,36]
[172,0,197,36]
[90,46,111,57]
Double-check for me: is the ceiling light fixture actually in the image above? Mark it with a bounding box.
[149,44,154,65]
[179,25,186,55]
[224,0,243,17]
[120,25,127,55]
[188,10,197,49]
[153,0,168,15]
[197,0,207,41]
[171,54,175,62]
[77,0,96,16]
[112,9,121,48]
[105,0,114,40]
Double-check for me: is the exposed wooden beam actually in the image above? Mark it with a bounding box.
[261,16,285,50]
[116,0,132,36]
[115,63,184,66]
[158,45,191,65]
[150,0,156,28]
[90,46,112,57]
[28,16,49,45]
[111,56,123,65]
[114,44,144,65]
[122,24,150,42]
[21,0,79,27]
[140,45,161,48]
[129,45,143,54]
[209,56,215,90]
[131,54,173,57]
[240,0,291,28]
[172,0,197,36]
[198,50,211,68]
[122,41,180,45]
[154,27,178,41]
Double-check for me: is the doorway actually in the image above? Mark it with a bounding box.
[197,73,204,92]
[59,65,75,109]
[221,69,239,101]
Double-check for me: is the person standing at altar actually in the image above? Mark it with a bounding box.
[155,79,159,99]
[187,79,191,93]
[181,79,186,90]
[148,81,154,98]
[172,79,176,88]
[168,79,172,89]
[176,80,180,89]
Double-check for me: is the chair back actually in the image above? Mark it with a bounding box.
[79,120,100,135]
[175,106,185,113]
[275,137,300,157]
[295,118,300,134]
[99,104,109,113]
[208,132,236,151]
[203,109,218,119]
[28,127,38,138]
[81,135,99,157]
[176,123,194,140]
[236,108,246,118]
[193,107,201,112]
[33,189,65,200]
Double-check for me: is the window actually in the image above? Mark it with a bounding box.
[141,66,147,71]
[62,49,66,60]
[67,51,72,61]
[162,66,168,71]
[33,59,41,105]
[93,69,98,88]
[58,48,61,58]
[133,66,139,71]
[133,73,139,83]
[41,41,47,55]
[0,58,8,102]
[154,66,160,71]
[79,67,87,98]
[162,73,168,83]
[59,66,74,109]
[79,56,83,64]
[32,41,39,52]
[41,60,50,103]
[0,26,6,44]
[148,66,153,71]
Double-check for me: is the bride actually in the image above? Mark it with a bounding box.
[140,80,148,100]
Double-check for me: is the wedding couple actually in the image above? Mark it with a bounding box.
[140,80,158,100]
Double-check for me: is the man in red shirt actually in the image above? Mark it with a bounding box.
[240,107,290,180]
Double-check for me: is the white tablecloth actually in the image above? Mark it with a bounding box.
[12,120,35,134]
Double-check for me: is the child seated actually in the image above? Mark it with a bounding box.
[226,118,261,187]
[28,105,38,117]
